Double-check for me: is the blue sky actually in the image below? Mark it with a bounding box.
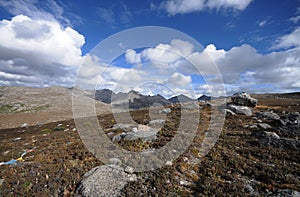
[0,0,299,98]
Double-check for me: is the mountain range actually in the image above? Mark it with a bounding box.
[93,89,212,109]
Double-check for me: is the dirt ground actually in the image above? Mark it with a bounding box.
[0,95,299,196]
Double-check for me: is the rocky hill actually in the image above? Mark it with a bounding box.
[198,95,212,101]
[95,89,171,109]
[168,94,194,103]
[0,86,110,129]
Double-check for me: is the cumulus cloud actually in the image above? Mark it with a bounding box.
[274,27,300,49]
[167,72,192,86]
[160,0,253,15]
[75,30,300,98]
[141,39,194,63]
[125,49,141,64]
[0,15,85,86]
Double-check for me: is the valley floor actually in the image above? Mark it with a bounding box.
[0,96,299,196]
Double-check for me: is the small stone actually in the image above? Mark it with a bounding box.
[249,124,258,129]
[128,174,137,182]
[257,123,272,129]
[21,123,28,127]
[179,180,191,186]
[124,166,134,174]
[0,179,4,187]
[131,127,138,133]
[265,131,280,139]
[165,161,173,166]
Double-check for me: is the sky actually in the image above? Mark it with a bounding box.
[0,0,299,98]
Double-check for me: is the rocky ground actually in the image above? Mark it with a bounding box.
[0,93,299,196]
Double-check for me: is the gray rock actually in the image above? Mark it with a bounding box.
[231,92,257,107]
[252,131,300,150]
[124,166,134,174]
[21,123,28,127]
[157,108,171,114]
[287,112,300,122]
[256,111,280,120]
[249,124,258,129]
[227,104,253,116]
[0,178,4,187]
[251,131,278,138]
[112,124,136,132]
[223,109,236,116]
[76,165,137,197]
[112,133,126,142]
[123,125,158,141]
[265,131,280,139]
[148,119,165,128]
[112,125,158,142]
[273,119,287,127]
[281,112,300,125]
[257,123,272,129]
[273,189,300,197]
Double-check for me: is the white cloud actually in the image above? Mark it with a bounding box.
[141,39,194,63]
[160,0,253,15]
[77,33,300,98]
[98,7,115,24]
[258,20,267,27]
[205,0,253,11]
[289,16,300,24]
[125,49,141,64]
[162,0,205,15]
[0,15,85,86]
[274,27,300,49]
[167,72,192,86]
[97,3,132,26]
[0,0,71,26]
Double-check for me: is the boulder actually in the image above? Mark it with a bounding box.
[231,92,257,107]
[281,112,300,125]
[252,131,300,150]
[112,124,158,142]
[256,111,280,120]
[227,104,253,116]
[148,119,165,128]
[123,125,158,141]
[112,124,136,132]
[223,109,236,116]
[76,165,137,197]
